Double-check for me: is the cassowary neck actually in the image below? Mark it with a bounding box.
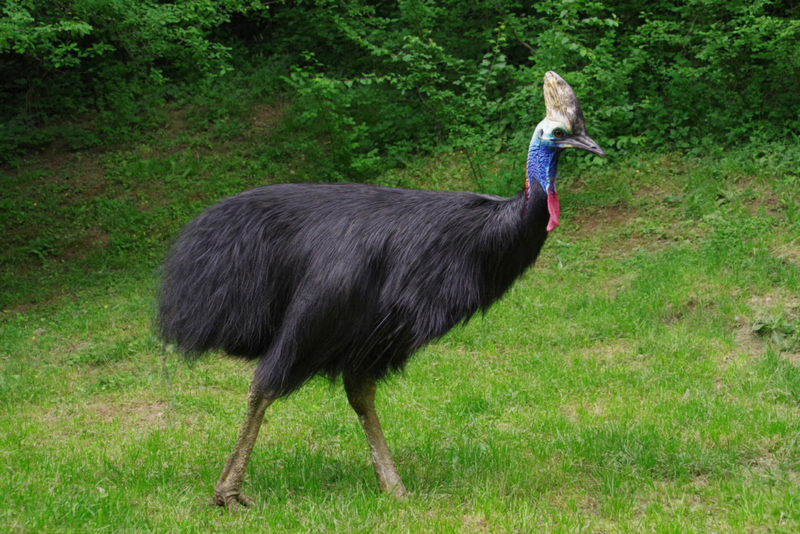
[524,139,562,214]
[472,188,550,311]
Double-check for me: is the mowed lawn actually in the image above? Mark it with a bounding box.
[1,138,799,532]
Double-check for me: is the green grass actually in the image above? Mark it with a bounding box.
[1,109,799,532]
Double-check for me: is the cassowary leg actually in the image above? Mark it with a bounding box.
[214,387,274,508]
[344,376,406,497]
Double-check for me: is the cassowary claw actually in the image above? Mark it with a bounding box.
[214,488,255,509]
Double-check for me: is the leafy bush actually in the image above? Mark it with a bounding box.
[2,0,798,169]
[0,0,266,162]
[254,0,799,173]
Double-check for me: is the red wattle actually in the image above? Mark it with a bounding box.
[546,189,560,232]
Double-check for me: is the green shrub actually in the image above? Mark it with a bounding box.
[0,0,265,163]
[2,0,798,168]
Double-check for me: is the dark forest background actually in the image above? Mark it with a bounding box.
[2,0,799,174]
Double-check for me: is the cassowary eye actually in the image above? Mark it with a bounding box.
[553,129,565,139]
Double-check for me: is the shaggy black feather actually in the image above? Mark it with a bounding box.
[158,182,550,397]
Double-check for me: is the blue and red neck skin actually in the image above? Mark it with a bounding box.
[524,132,563,231]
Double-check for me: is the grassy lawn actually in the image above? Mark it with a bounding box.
[1,110,799,532]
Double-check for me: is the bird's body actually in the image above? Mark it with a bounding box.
[157,71,604,506]
[160,183,549,397]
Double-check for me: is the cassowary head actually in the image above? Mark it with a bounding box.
[526,71,605,231]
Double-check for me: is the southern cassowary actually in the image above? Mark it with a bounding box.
[157,71,604,506]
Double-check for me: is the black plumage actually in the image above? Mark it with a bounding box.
[159,184,548,396]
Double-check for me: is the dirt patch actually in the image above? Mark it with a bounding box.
[731,176,783,218]
[744,441,782,480]
[587,340,634,365]
[603,272,638,299]
[561,397,609,423]
[92,399,171,429]
[565,203,685,259]
[748,292,799,327]
[733,322,766,360]
[461,512,490,532]
[250,102,287,134]
[162,107,190,137]
[662,287,719,325]
[732,290,800,362]
[632,174,685,201]
[17,119,112,177]
[772,238,800,266]
[60,226,111,260]
[37,398,172,433]
[569,205,636,239]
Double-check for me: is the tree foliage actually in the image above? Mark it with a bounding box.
[1,0,798,167]
[0,0,264,159]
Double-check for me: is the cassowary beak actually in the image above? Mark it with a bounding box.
[558,134,605,157]
[543,71,605,158]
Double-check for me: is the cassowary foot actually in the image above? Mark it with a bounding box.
[213,389,275,510]
[384,482,407,500]
[213,486,255,509]
[375,462,407,499]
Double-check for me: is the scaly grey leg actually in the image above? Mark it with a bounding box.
[344,376,406,497]
[214,386,274,508]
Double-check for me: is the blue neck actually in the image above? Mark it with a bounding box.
[525,136,562,211]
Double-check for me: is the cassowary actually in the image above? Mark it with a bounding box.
[158,71,604,507]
